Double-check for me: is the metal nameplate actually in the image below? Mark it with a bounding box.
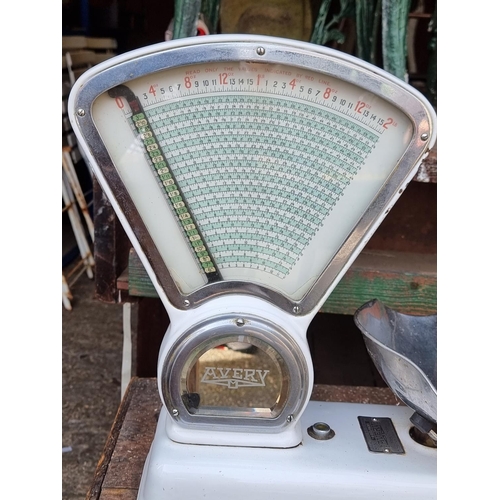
[358,416,405,454]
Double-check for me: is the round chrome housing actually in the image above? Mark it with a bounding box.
[161,314,309,432]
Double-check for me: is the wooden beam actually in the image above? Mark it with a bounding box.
[93,181,131,303]
[320,250,436,315]
[125,248,436,316]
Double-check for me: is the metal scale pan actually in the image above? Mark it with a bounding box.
[69,34,437,500]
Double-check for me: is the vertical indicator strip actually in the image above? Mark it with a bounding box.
[107,85,222,283]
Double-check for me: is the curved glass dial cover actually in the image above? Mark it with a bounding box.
[161,314,309,430]
[70,35,436,314]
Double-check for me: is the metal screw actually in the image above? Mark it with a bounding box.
[286,415,294,423]
[420,133,429,141]
[77,108,86,117]
[292,305,300,315]
[256,47,265,56]
[307,422,335,440]
[172,409,179,417]
[236,318,245,326]
[183,299,190,307]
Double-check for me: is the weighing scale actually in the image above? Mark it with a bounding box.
[68,34,437,500]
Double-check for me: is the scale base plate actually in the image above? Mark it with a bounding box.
[138,400,436,500]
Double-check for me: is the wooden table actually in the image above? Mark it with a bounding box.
[86,377,403,500]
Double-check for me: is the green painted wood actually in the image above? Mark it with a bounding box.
[320,266,436,316]
[381,0,411,80]
[426,7,437,108]
[127,249,436,316]
[309,0,355,46]
[173,0,201,39]
[200,0,221,34]
[355,0,376,63]
[127,251,160,299]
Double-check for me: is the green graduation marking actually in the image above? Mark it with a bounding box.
[110,81,382,280]
[107,85,222,282]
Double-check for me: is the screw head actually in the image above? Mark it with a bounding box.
[256,47,265,56]
[286,415,294,423]
[172,409,179,417]
[421,133,429,141]
[292,305,300,314]
[183,299,190,307]
[77,108,86,117]
[236,318,245,326]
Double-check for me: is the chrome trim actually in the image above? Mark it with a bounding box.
[161,314,309,431]
[70,35,435,314]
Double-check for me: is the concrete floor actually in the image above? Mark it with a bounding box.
[62,265,128,500]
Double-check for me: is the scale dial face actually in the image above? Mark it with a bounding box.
[70,35,436,315]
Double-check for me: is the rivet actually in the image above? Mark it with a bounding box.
[77,108,86,117]
[256,47,265,56]
[236,318,245,326]
[421,133,429,141]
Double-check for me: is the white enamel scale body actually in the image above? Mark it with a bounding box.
[69,35,436,500]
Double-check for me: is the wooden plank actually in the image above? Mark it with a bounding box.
[85,379,137,500]
[67,50,96,66]
[93,182,132,303]
[117,268,129,291]
[86,37,118,50]
[62,35,88,50]
[100,490,138,500]
[88,378,401,499]
[127,248,158,298]
[311,384,402,405]
[90,378,158,499]
[126,248,436,315]
[101,379,161,492]
[320,250,436,315]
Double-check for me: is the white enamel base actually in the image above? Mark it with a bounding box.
[138,400,436,500]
